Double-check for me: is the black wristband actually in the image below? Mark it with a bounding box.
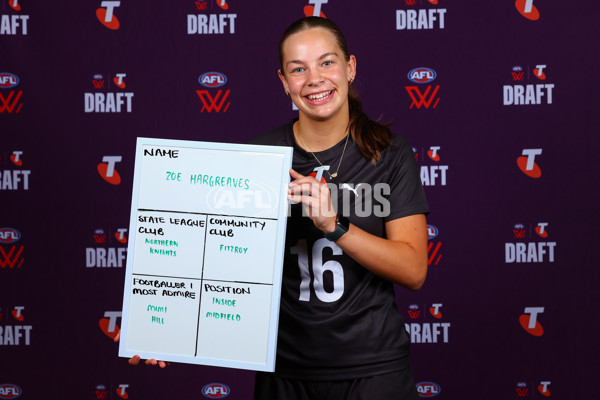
[323,214,350,242]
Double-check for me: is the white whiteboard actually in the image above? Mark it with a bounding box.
[118,137,292,372]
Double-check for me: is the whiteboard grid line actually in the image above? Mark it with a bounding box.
[138,208,278,221]
[194,214,210,357]
[131,273,274,286]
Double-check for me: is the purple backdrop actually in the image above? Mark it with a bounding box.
[2,0,599,399]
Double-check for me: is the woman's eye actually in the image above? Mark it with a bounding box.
[292,67,304,73]
[323,61,333,67]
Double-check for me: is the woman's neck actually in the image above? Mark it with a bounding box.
[294,112,350,153]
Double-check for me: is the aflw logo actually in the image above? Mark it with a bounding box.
[427,223,442,267]
[0,228,24,269]
[0,90,22,114]
[0,73,23,114]
[405,68,440,109]
[0,244,24,269]
[196,72,231,112]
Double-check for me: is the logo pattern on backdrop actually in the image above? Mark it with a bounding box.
[504,65,554,106]
[96,1,121,30]
[85,73,134,113]
[0,0,29,35]
[0,151,30,191]
[0,73,23,114]
[0,305,32,345]
[517,148,542,178]
[405,303,450,343]
[188,0,237,34]
[196,71,231,112]
[405,68,440,109]
[396,0,447,30]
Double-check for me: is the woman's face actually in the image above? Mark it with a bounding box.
[279,27,356,123]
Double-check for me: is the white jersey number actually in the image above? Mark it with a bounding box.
[290,238,344,303]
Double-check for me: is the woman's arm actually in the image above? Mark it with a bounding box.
[335,214,428,290]
[288,168,428,290]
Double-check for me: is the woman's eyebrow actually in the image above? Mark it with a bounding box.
[286,52,340,67]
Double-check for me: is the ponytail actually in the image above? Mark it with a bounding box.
[348,87,392,165]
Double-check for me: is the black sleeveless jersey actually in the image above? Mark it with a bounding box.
[250,120,429,380]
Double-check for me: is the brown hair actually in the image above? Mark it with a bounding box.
[279,16,392,164]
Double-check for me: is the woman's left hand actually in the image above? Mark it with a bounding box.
[287,168,337,234]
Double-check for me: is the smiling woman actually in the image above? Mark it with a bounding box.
[249,16,430,400]
[278,26,355,130]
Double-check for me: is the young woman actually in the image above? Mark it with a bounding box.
[249,16,429,400]
[121,15,428,399]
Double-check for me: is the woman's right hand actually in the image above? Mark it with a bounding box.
[113,330,169,368]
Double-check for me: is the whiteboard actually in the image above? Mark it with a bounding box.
[118,137,292,372]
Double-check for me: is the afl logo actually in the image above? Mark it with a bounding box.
[0,383,22,399]
[199,72,227,88]
[416,382,441,398]
[0,73,19,89]
[427,225,438,240]
[202,383,230,398]
[0,228,21,244]
[408,67,436,84]
[512,66,523,72]
[514,223,525,230]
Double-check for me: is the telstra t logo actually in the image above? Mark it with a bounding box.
[519,307,544,336]
[113,73,126,89]
[97,156,122,185]
[517,148,542,178]
[99,311,122,339]
[515,0,540,21]
[538,381,551,397]
[116,384,130,399]
[9,0,22,11]
[427,146,441,162]
[304,0,327,18]
[96,1,121,30]
[429,303,442,319]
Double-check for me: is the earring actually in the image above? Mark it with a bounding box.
[349,76,354,85]
[285,91,290,97]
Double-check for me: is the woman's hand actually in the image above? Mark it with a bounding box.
[113,330,170,368]
[287,168,337,234]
